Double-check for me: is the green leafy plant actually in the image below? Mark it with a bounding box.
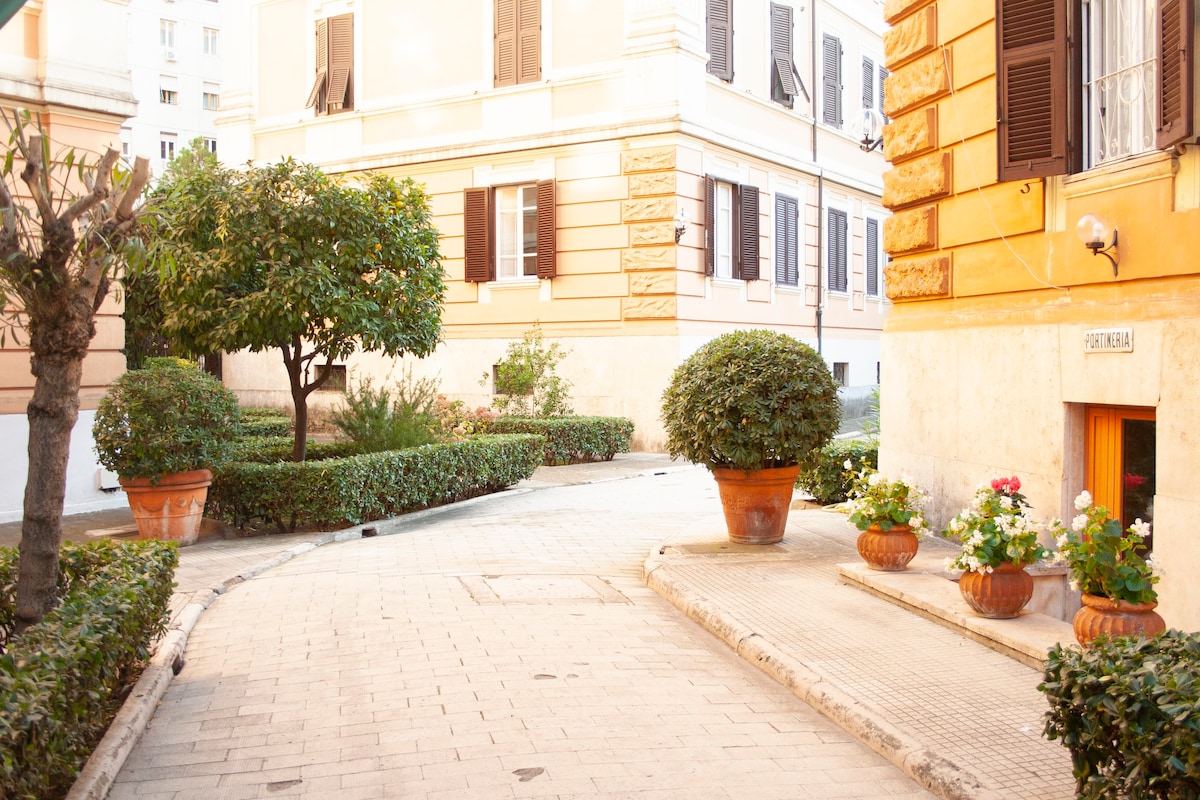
[484,323,573,417]
[844,465,929,535]
[943,476,1049,573]
[1051,491,1159,604]
[92,357,241,481]
[238,408,292,438]
[796,438,878,504]
[659,329,841,471]
[491,416,634,465]
[434,395,497,438]
[328,369,441,453]
[1040,630,1200,799]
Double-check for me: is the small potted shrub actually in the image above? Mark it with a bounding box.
[660,329,840,544]
[93,357,241,544]
[845,464,929,571]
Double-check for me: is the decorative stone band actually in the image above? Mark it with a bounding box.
[883,255,951,300]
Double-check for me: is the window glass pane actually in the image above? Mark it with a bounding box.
[1121,417,1156,547]
[496,186,517,279]
[521,186,537,274]
[1083,0,1156,167]
[715,182,733,279]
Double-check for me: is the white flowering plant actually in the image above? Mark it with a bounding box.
[943,475,1049,574]
[1051,491,1159,605]
[844,463,929,536]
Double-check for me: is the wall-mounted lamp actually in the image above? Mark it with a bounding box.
[857,107,884,152]
[674,207,690,244]
[1076,213,1119,276]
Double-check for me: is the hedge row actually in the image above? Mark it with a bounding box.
[0,540,177,800]
[490,417,634,465]
[208,434,544,532]
[237,408,291,438]
[1041,630,1200,799]
[796,437,879,505]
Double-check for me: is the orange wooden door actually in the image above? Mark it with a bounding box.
[1084,406,1156,540]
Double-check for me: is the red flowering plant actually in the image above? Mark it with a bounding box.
[943,475,1050,574]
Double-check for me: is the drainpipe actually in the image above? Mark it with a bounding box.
[811,0,823,355]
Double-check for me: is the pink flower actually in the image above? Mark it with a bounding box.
[990,475,1021,495]
[1124,473,1146,489]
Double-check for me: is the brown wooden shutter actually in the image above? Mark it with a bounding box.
[327,14,353,112]
[866,218,879,296]
[495,0,517,87]
[464,188,492,283]
[517,0,541,84]
[774,195,798,286]
[828,208,847,292]
[706,0,733,82]
[821,34,842,126]
[770,3,802,106]
[1156,0,1194,150]
[306,19,328,110]
[736,185,759,281]
[704,176,716,276]
[996,0,1076,180]
[535,180,556,279]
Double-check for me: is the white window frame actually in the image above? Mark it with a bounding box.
[494,184,539,281]
[160,133,177,161]
[1081,0,1157,168]
[160,88,178,105]
[160,19,176,48]
[202,137,218,154]
[713,180,735,280]
[202,84,220,111]
[203,27,219,55]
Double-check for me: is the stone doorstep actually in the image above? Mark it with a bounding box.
[837,556,1077,669]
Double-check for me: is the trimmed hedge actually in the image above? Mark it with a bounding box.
[238,408,291,438]
[229,436,360,463]
[796,437,879,505]
[208,434,544,532]
[0,540,177,799]
[1041,630,1200,799]
[490,417,634,465]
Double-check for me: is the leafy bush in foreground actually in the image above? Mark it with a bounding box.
[796,438,879,505]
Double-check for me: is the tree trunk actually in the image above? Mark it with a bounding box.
[284,353,310,463]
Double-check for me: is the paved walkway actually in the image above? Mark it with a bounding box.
[60,455,1073,799]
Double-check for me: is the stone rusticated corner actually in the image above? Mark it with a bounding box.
[885,255,951,300]
[629,172,676,197]
[622,296,677,319]
[622,247,675,272]
[884,0,933,25]
[884,5,936,68]
[884,48,950,118]
[882,151,951,210]
[884,107,937,164]
[622,197,674,223]
[884,206,937,255]
[622,149,676,175]
[631,222,675,247]
[630,272,677,296]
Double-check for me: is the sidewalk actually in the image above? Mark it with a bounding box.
[61,455,1075,799]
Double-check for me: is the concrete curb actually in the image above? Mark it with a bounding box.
[643,552,1006,800]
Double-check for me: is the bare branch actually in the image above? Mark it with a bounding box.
[19,135,56,222]
[116,156,151,220]
[61,148,119,228]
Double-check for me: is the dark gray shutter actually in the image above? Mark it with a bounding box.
[828,208,847,292]
[879,65,890,121]
[996,0,1077,180]
[704,176,716,276]
[770,3,802,106]
[535,180,556,279]
[464,188,492,283]
[306,19,328,110]
[495,0,517,87]
[736,185,759,281]
[327,14,353,112]
[862,57,874,109]
[706,0,733,81]
[774,195,798,286]
[822,34,842,126]
[1156,0,1194,149]
[517,0,541,84]
[866,218,879,296]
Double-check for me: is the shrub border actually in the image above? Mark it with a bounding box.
[489,416,634,465]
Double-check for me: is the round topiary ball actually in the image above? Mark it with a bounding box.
[660,329,841,471]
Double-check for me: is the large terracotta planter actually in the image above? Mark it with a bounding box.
[1073,592,1166,647]
[711,464,801,545]
[120,468,213,546]
[856,523,918,571]
[958,562,1034,619]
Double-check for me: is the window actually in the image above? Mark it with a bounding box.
[316,364,347,392]
[863,56,887,121]
[705,176,759,280]
[706,0,733,81]
[160,19,175,47]
[866,217,881,297]
[202,137,217,154]
[120,127,131,158]
[160,133,177,161]
[202,84,219,110]
[770,3,807,108]
[203,27,219,55]
[826,207,847,292]
[160,88,177,105]
[821,33,843,127]
[774,194,800,286]
[832,362,849,387]
[305,14,353,115]
[463,182,557,281]
[878,64,890,122]
[996,0,1192,181]
[495,0,540,87]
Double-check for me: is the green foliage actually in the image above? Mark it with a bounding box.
[434,395,497,438]
[1052,492,1159,604]
[796,438,878,504]
[0,540,178,799]
[328,370,441,453]
[659,329,841,471]
[1040,630,1200,799]
[237,408,291,438]
[844,467,930,535]
[92,358,241,480]
[207,434,544,532]
[485,324,573,417]
[490,417,634,465]
[229,436,359,463]
[120,265,174,370]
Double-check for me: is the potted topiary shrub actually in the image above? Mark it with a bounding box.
[660,329,841,544]
[93,357,241,545]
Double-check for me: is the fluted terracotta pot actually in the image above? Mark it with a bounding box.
[120,468,213,546]
[1073,593,1166,647]
[958,562,1034,619]
[856,523,918,571]
[711,464,801,545]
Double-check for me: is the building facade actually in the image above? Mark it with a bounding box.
[219,0,892,449]
[879,0,1200,630]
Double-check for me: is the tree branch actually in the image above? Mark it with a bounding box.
[61,148,119,228]
[18,135,55,223]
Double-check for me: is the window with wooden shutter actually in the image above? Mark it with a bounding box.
[862,57,874,109]
[706,0,733,82]
[535,180,556,279]
[866,218,880,296]
[878,65,890,122]
[705,176,717,276]
[770,3,806,107]
[496,0,540,87]
[1156,0,1193,149]
[305,19,328,111]
[464,182,555,283]
[827,208,847,293]
[306,14,353,115]
[774,195,799,287]
[705,176,761,282]
[821,34,842,127]
[464,188,493,283]
[736,185,759,281]
[996,0,1075,180]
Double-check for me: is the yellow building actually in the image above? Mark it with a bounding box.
[219,0,892,449]
[879,0,1200,630]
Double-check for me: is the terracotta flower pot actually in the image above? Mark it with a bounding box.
[120,468,213,546]
[958,561,1034,619]
[856,523,918,571]
[1073,592,1166,647]
[711,464,801,545]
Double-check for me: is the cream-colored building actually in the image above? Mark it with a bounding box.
[879,0,1200,630]
[0,1,137,521]
[219,0,892,449]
